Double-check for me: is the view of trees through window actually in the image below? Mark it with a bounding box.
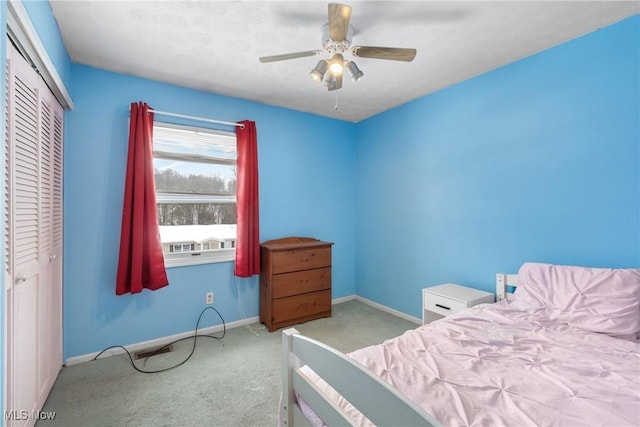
[152,122,237,261]
[155,168,237,226]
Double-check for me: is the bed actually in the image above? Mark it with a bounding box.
[281,262,640,426]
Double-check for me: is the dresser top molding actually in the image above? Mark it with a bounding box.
[261,236,334,251]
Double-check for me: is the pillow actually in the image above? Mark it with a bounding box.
[511,262,640,336]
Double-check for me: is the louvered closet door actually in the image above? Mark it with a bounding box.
[36,80,63,404]
[7,40,41,427]
[50,91,64,387]
[3,42,16,426]
[5,40,64,427]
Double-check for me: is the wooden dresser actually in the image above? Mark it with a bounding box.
[260,237,333,332]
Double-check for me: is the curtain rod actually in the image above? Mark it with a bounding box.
[135,107,244,129]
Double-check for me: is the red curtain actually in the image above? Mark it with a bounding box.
[116,102,169,295]
[234,120,260,277]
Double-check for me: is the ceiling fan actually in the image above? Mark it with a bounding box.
[259,3,417,91]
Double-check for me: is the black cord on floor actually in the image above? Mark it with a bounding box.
[93,306,226,374]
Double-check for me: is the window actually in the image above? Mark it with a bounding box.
[170,243,194,253]
[153,122,237,267]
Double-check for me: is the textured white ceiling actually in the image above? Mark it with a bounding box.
[49,1,638,122]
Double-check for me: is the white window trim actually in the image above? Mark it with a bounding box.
[164,249,235,268]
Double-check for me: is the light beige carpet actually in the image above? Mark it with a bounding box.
[37,299,418,427]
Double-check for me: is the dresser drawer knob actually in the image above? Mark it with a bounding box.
[297,301,318,310]
[435,303,451,310]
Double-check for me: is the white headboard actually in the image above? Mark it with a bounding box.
[496,273,519,301]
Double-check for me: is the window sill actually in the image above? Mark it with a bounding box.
[164,251,235,268]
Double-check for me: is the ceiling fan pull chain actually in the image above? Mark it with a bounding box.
[334,92,339,110]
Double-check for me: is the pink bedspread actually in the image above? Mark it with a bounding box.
[300,302,640,426]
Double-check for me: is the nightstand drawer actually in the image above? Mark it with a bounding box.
[422,283,495,325]
[424,293,467,317]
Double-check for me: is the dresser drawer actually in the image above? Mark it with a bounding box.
[272,267,331,299]
[424,292,467,317]
[271,247,331,274]
[272,290,331,323]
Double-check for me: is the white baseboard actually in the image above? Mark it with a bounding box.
[331,294,356,305]
[354,295,421,325]
[66,296,417,366]
[65,315,259,366]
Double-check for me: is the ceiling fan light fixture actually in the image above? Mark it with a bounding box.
[309,60,328,83]
[346,61,364,82]
[323,73,338,90]
[259,4,417,94]
[328,53,344,76]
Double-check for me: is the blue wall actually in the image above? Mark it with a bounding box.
[6,1,640,367]
[22,0,71,86]
[63,66,357,358]
[355,15,640,318]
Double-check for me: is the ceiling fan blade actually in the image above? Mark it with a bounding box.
[352,46,417,62]
[259,51,320,63]
[328,3,352,42]
[328,74,342,92]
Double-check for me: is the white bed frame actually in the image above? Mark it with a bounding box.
[282,273,519,426]
[496,273,519,301]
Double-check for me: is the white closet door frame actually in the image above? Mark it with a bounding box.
[4,1,72,421]
[6,1,74,110]
[4,40,65,427]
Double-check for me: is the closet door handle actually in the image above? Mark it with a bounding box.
[15,275,27,284]
[49,254,57,262]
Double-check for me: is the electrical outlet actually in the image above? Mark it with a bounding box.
[206,292,214,305]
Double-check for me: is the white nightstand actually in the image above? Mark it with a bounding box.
[422,283,494,324]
